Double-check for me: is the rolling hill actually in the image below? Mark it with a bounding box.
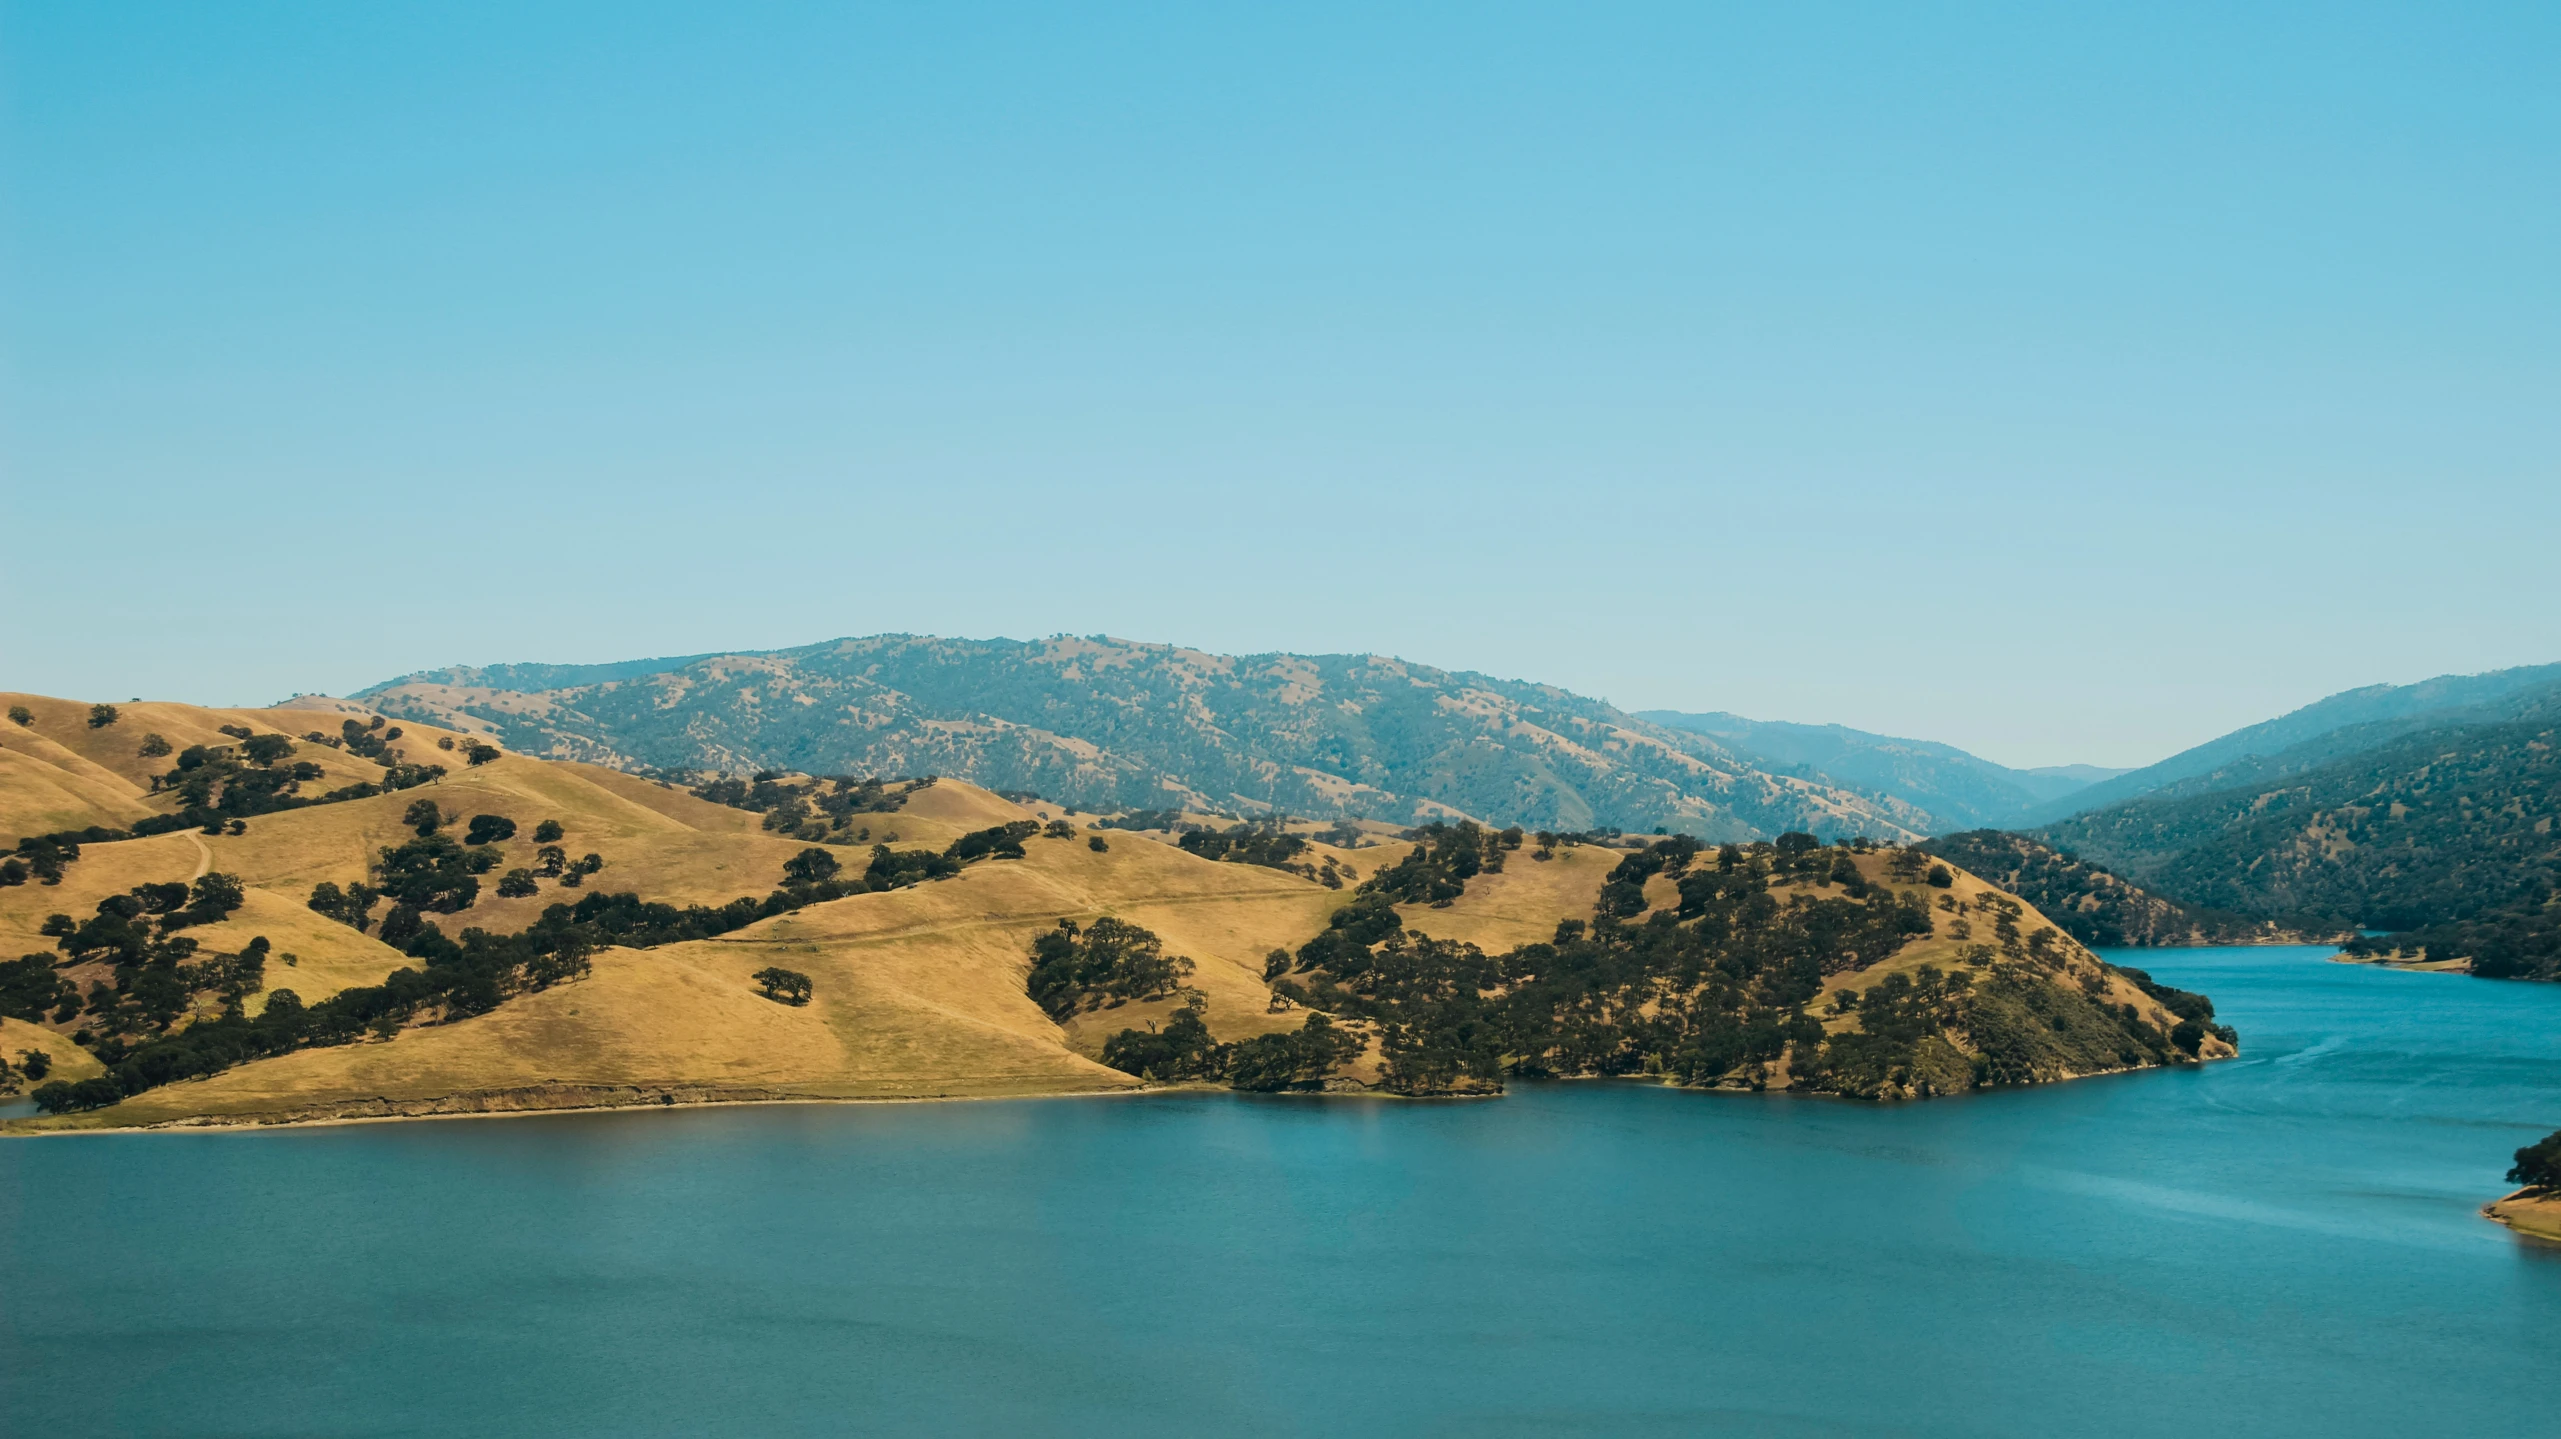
[1640,711,2123,832]
[1919,830,2337,949]
[2016,662,2561,825]
[2,687,2229,1128]
[350,635,1933,843]
[2030,717,2559,979]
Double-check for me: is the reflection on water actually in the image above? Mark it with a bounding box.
[2,947,2555,1438]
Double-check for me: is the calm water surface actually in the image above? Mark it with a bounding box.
[4,945,2556,1437]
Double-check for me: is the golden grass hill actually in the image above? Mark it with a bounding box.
[1,673,2237,1132]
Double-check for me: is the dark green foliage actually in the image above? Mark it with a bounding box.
[375,837,481,913]
[1095,1005,1362,1090]
[1267,833,2154,1099]
[1042,819,1075,839]
[137,732,172,758]
[1087,835,1108,852]
[1923,831,2280,947]
[87,703,120,729]
[464,814,517,845]
[130,730,437,837]
[1178,823,1308,868]
[2510,1130,2561,1190]
[532,819,564,843]
[307,881,381,932]
[404,798,444,835]
[6,829,127,885]
[782,847,841,885]
[0,954,76,1022]
[1597,834,1700,917]
[2113,966,2237,1046]
[1364,821,1521,906]
[1223,1014,1363,1091]
[1024,917,1196,1019]
[945,821,1039,863]
[1099,1007,1225,1081]
[1177,821,1343,885]
[1095,809,1185,832]
[30,858,987,1114]
[2039,719,2560,937]
[6,704,30,726]
[463,742,501,765]
[496,869,539,899]
[691,772,923,840]
[864,844,958,888]
[1925,865,1953,888]
[240,733,294,765]
[752,966,813,1005]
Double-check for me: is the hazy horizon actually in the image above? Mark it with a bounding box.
[7,4,2555,768]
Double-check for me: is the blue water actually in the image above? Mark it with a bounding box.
[3,946,2555,1438]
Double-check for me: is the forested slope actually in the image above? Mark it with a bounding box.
[355,635,1930,841]
[1918,831,2329,948]
[2032,719,2558,978]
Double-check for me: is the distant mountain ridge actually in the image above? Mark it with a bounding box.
[2017,662,2561,825]
[1638,711,2125,834]
[356,635,1932,842]
[2029,714,2559,977]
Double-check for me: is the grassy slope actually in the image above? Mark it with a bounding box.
[1807,854,2232,1064]
[3,691,2211,1128]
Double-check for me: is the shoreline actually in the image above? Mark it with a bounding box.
[2,1047,2237,1137]
[2482,1188,2561,1243]
[2327,951,2471,975]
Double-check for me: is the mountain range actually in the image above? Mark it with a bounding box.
[352,636,1937,843]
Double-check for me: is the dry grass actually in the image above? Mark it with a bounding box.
[1393,843,1622,951]
[1,1016,103,1085]
[13,696,2073,1129]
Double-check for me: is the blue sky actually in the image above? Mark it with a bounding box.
[4,2,2554,768]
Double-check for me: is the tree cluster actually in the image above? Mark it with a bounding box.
[1363,821,1523,906]
[689,771,929,843]
[1177,821,1346,887]
[1099,1006,1362,1091]
[1025,917,1196,1018]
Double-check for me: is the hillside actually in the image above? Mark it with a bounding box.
[1920,830,2334,948]
[1641,710,2120,832]
[2019,662,2561,824]
[351,635,1931,842]
[1,689,2229,1129]
[2032,718,2558,978]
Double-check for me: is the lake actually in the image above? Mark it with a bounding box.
[3,945,2555,1437]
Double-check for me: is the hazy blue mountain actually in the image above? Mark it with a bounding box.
[2017,662,2561,825]
[356,635,1933,841]
[1636,711,2124,834]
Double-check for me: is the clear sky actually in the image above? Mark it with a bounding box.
[4,3,2554,769]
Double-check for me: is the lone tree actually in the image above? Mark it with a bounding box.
[533,819,564,843]
[2512,1130,2561,1192]
[87,703,120,729]
[782,847,841,886]
[403,798,444,836]
[463,742,501,766]
[752,966,813,1006]
[6,705,30,727]
[138,732,172,758]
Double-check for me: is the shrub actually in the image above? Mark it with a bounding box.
[753,967,813,1005]
[137,732,172,758]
